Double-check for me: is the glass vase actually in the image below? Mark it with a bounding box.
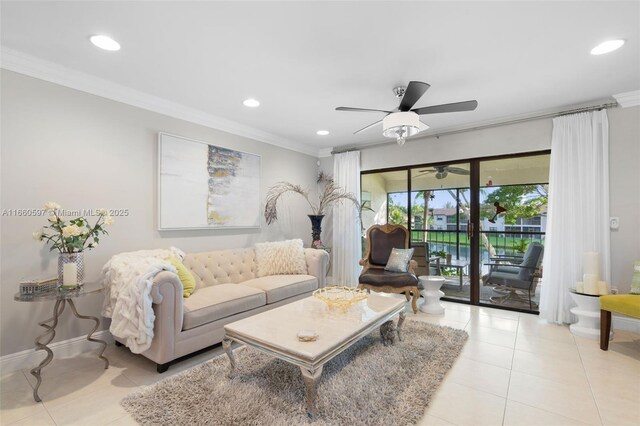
[58,252,84,288]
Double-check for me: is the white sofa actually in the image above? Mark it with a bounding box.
[115,247,329,372]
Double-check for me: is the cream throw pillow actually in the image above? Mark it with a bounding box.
[255,239,307,277]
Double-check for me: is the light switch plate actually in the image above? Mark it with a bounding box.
[610,217,620,230]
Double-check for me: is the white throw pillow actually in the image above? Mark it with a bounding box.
[255,239,307,277]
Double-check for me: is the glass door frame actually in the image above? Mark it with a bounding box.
[360,149,550,313]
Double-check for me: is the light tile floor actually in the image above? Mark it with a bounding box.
[1,301,639,426]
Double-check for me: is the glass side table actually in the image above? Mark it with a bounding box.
[14,284,109,402]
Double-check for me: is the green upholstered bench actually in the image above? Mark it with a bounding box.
[600,294,640,350]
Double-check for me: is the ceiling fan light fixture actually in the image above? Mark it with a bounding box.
[383,112,420,145]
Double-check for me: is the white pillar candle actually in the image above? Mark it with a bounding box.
[576,281,584,293]
[63,263,77,287]
[583,252,600,280]
[597,281,609,295]
[583,274,598,295]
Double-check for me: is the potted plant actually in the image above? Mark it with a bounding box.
[264,173,360,248]
[34,202,114,288]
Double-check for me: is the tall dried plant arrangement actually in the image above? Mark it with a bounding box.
[264,172,360,225]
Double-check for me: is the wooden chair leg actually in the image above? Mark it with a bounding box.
[411,288,418,314]
[404,291,411,301]
[600,310,611,351]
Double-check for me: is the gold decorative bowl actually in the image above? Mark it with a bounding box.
[312,286,368,311]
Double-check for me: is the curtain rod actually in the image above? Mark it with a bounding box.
[331,101,619,155]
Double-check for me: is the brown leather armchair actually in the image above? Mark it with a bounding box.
[358,224,420,313]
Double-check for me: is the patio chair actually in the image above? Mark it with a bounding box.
[358,224,420,313]
[424,242,443,276]
[483,242,544,309]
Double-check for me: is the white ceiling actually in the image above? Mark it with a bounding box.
[2,1,639,155]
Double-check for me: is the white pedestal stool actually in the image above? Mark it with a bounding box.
[418,276,446,315]
[569,289,612,340]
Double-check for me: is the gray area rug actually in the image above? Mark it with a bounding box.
[121,320,468,425]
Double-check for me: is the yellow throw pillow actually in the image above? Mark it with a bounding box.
[167,257,196,298]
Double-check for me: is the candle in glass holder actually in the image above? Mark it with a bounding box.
[63,263,77,287]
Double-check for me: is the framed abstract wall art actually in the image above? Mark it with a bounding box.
[158,133,261,230]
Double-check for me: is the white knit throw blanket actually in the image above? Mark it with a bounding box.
[102,247,184,353]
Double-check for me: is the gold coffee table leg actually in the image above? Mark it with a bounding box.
[300,366,323,418]
[31,299,65,402]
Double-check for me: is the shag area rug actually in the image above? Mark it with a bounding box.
[121,320,467,425]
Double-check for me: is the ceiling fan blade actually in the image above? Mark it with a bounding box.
[336,107,392,114]
[412,100,478,115]
[354,119,383,134]
[413,171,431,178]
[447,167,470,175]
[399,81,430,111]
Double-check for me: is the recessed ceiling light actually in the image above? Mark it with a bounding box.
[90,35,121,51]
[590,39,625,55]
[243,98,260,108]
[316,130,330,136]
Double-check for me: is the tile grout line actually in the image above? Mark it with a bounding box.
[574,333,606,426]
[500,314,520,425]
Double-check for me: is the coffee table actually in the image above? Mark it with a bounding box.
[222,294,406,417]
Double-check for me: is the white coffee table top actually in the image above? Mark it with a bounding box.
[224,294,404,365]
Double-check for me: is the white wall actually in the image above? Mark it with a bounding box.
[608,106,640,293]
[359,118,552,171]
[0,71,319,356]
[326,106,640,293]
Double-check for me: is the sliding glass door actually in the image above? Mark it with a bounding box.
[410,164,471,302]
[361,151,550,313]
[477,155,550,312]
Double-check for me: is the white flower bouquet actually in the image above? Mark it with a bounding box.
[34,202,114,253]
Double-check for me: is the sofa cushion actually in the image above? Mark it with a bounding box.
[167,257,196,297]
[182,284,266,330]
[254,239,307,277]
[241,275,318,304]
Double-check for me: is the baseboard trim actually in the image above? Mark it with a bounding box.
[0,330,114,373]
[613,314,640,333]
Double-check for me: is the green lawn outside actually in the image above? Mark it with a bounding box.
[411,230,544,251]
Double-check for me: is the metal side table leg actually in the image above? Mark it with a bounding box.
[67,299,109,369]
[31,299,65,402]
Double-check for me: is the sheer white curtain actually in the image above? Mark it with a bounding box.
[540,110,610,324]
[332,151,362,286]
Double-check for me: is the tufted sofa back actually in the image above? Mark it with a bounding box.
[182,248,257,289]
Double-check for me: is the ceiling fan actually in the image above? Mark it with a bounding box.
[416,165,470,179]
[336,81,478,145]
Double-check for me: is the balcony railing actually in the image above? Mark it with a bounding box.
[410,229,545,264]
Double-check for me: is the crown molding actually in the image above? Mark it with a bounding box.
[0,47,320,157]
[317,147,334,158]
[613,90,640,108]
